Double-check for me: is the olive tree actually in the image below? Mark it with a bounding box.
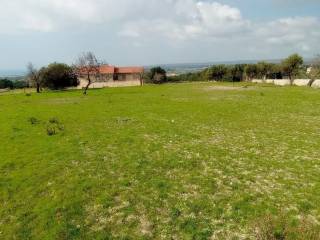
[146,67,167,84]
[41,63,78,90]
[230,64,245,82]
[281,54,304,85]
[244,64,258,81]
[257,62,274,81]
[205,65,229,81]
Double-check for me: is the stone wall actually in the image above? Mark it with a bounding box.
[252,79,263,84]
[77,78,142,89]
[274,79,291,86]
[311,80,320,88]
[252,78,320,88]
[293,79,311,86]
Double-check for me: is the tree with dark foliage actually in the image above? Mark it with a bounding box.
[41,63,78,90]
[244,64,259,81]
[205,65,229,81]
[148,67,167,84]
[0,79,14,89]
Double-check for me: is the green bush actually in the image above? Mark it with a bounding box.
[13,80,28,89]
[41,63,78,90]
[144,67,167,84]
[0,78,28,89]
[0,79,14,89]
[46,118,64,136]
[167,72,203,82]
[46,126,57,136]
[28,117,40,125]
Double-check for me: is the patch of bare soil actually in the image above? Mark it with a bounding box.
[42,98,83,105]
[205,86,256,91]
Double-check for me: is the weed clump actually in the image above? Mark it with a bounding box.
[46,126,57,136]
[46,117,64,136]
[49,117,60,124]
[253,213,320,240]
[116,117,133,124]
[29,117,40,125]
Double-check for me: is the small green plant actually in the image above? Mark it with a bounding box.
[25,93,31,97]
[29,117,40,125]
[46,117,64,136]
[46,125,57,136]
[49,117,60,124]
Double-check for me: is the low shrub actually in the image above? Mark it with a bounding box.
[49,117,60,124]
[46,117,64,136]
[46,126,57,136]
[29,117,40,125]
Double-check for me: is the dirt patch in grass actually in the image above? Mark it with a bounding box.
[42,97,83,105]
[140,215,154,237]
[205,86,257,91]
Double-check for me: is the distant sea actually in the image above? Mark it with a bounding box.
[0,70,26,78]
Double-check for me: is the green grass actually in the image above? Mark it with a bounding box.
[1,82,320,239]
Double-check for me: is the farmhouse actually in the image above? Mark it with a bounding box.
[78,65,144,89]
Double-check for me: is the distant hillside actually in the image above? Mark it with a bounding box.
[146,58,313,75]
[0,70,26,78]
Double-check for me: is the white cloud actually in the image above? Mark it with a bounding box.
[0,0,319,67]
[0,0,140,33]
[1,0,319,45]
[119,1,250,40]
[255,17,320,52]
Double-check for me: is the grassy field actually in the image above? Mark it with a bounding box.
[1,83,320,239]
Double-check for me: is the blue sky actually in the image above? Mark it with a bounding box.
[221,0,320,20]
[0,0,319,70]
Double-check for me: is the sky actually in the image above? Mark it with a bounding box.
[0,0,319,70]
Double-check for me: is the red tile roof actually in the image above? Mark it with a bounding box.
[100,65,144,74]
[100,65,115,74]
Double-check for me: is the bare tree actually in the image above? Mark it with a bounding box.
[74,52,101,95]
[307,54,320,87]
[27,63,42,93]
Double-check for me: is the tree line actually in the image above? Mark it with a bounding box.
[0,78,28,89]
[148,54,320,86]
[2,53,319,93]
